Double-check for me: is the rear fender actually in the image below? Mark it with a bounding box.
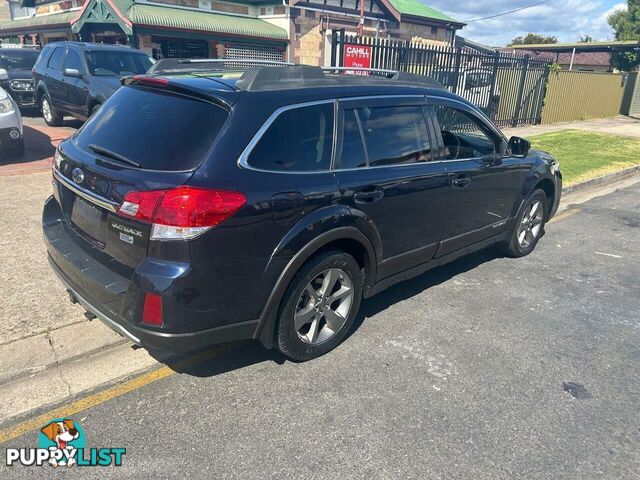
[254,205,380,348]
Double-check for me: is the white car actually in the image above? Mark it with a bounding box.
[0,86,24,157]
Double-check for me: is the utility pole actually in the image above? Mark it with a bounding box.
[358,0,364,37]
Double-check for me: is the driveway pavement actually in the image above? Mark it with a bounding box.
[503,115,640,140]
[1,180,638,479]
[0,115,78,176]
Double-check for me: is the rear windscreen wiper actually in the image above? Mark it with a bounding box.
[89,144,142,168]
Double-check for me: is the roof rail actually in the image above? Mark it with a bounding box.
[229,64,446,91]
[236,65,326,91]
[323,67,444,89]
[148,58,295,75]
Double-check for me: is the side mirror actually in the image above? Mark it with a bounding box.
[63,68,82,78]
[508,136,531,157]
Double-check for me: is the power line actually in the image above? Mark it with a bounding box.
[462,0,554,23]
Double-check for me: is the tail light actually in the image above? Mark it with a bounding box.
[117,186,246,240]
[142,293,163,326]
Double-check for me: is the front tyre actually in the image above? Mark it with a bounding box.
[501,189,548,258]
[276,251,363,362]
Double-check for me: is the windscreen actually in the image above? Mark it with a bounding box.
[84,51,154,76]
[74,86,228,171]
[0,49,39,70]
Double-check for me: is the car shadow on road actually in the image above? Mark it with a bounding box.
[154,247,504,378]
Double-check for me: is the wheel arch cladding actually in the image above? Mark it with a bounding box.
[254,228,377,349]
[535,178,555,215]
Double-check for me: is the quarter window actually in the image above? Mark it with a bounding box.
[358,105,432,166]
[248,103,334,172]
[433,105,497,160]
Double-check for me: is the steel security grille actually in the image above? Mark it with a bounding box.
[223,43,285,64]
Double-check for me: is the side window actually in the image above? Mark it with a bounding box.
[358,105,431,167]
[63,49,83,72]
[337,109,367,169]
[47,47,65,71]
[248,103,334,172]
[433,105,497,160]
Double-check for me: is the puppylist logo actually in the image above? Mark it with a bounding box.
[5,418,125,467]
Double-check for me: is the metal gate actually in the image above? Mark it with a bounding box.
[330,31,551,127]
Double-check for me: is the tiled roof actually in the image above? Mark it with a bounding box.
[127,3,288,40]
[0,10,76,32]
[499,48,612,66]
[388,0,457,22]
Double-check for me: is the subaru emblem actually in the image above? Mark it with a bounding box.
[71,167,85,184]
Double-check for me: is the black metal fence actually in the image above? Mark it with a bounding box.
[330,31,551,127]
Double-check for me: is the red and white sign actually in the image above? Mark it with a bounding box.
[343,44,372,76]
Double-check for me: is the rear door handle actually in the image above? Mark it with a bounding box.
[452,175,472,188]
[354,188,384,204]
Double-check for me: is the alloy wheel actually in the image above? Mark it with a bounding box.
[42,98,52,123]
[517,200,544,249]
[294,268,354,345]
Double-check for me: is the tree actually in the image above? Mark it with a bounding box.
[509,33,558,46]
[579,35,594,42]
[608,1,640,70]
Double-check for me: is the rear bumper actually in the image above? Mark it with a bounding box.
[43,196,259,352]
[49,257,258,351]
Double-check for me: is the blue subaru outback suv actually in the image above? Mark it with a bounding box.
[43,65,562,361]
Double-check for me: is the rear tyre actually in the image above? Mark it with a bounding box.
[41,95,63,126]
[276,250,363,362]
[501,189,548,258]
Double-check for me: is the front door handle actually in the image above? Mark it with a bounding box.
[452,175,472,189]
[354,188,385,204]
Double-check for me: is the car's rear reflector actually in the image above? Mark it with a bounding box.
[142,293,163,326]
[117,186,246,240]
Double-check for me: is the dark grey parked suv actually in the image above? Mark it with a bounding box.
[33,42,154,126]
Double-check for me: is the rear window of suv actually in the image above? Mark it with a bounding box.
[74,86,228,171]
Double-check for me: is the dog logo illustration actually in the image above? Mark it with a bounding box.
[39,419,84,467]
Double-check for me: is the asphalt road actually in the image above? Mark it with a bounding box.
[2,182,640,479]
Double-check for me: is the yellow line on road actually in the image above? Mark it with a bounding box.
[549,208,580,224]
[0,346,232,445]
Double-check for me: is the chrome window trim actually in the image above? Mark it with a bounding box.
[54,169,118,212]
[237,95,428,175]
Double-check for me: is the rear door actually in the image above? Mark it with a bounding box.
[53,84,229,269]
[334,96,449,279]
[44,46,66,109]
[428,97,526,256]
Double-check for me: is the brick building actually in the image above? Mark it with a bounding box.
[0,0,463,64]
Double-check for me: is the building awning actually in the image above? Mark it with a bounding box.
[0,10,77,34]
[128,4,288,40]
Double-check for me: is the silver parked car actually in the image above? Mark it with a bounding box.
[0,86,24,157]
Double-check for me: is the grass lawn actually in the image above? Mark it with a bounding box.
[527,130,640,186]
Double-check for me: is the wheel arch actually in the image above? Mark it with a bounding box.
[534,177,556,216]
[254,227,377,349]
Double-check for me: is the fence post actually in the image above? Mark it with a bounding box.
[330,30,337,67]
[452,45,462,94]
[488,51,500,119]
[512,54,530,127]
[338,29,346,67]
[535,63,551,124]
